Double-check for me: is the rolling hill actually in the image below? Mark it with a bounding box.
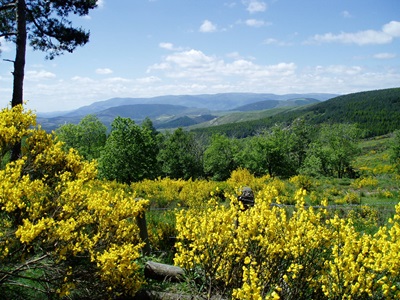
[37,93,336,131]
[57,93,336,117]
[192,87,400,138]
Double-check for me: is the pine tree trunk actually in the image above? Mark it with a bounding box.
[10,0,27,161]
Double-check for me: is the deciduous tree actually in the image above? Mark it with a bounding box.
[238,126,295,177]
[158,128,203,180]
[305,123,360,178]
[56,114,107,160]
[99,117,159,183]
[203,134,238,181]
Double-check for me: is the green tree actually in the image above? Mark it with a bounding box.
[157,128,203,180]
[0,0,98,160]
[98,117,159,183]
[203,134,238,181]
[55,115,107,160]
[55,123,79,150]
[238,125,295,177]
[305,123,360,178]
[56,115,107,161]
[141,117,158,137]
[78,115,107,160]
[289,118,315,171]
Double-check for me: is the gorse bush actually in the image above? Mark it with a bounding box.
[351,176,379,189]
[0,106,147,298]
[174,187,400,299]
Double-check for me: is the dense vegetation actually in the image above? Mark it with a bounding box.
[1,87,400,299]
[193,87,400,139]
[54,113,364,182]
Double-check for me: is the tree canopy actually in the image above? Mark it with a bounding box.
[98,117,159,183]
[56,114,107,161]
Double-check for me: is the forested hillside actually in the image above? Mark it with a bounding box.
[193,88,400,138]
[232,97,320,112]
[303,88,400,136]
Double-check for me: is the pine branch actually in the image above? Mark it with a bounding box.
[0,1,16,12]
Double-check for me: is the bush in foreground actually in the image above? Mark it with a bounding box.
[0,106,147,298]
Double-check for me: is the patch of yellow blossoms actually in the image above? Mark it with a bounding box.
[0,105,147,297]
[175,185,400,299]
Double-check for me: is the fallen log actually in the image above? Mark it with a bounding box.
[144,261,184,282]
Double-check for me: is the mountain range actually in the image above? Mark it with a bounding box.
[37,92,337,131]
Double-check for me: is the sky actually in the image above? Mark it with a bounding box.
[0,0,399,112]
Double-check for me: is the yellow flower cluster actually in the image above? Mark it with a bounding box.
[0,105,36,155]
[174,184,400,299]
[289,174,314,191]
[96,243,144,295]
[227,168,271,191]
[0,106,148,297]
[351,176,379,189]
[131,177,228,208]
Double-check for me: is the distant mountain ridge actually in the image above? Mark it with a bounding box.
[37,92,337,131]
[51,92,337,117]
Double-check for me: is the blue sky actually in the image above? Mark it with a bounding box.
[1,0,399,112]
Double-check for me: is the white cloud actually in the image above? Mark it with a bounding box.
[103,77,130,83]
[97,0,105,8]
[311,30,392,45]
[165,49,216,68]
[244,19,267,27]
[0,37,12,52]
[96,68,113,75]
[147,48,296,82]
[322,65,363,76]
[263,38,291,46]
[25,70,56,81]
[159,42,174,50]
[147,62,170,72]
[226,52,242,59]
[199,20,217,33]
[373,52,396,59]
[243,0,267,14]
[72,76,95,83]
[136,76,162,84]
[159,42,184,51]
[382,21,400,37]
[6,59,400,113]
[308,20,400,45]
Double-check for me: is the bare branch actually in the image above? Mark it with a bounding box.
[0,32,17,37]
[0,253,49,284]
[0,1,16,12]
